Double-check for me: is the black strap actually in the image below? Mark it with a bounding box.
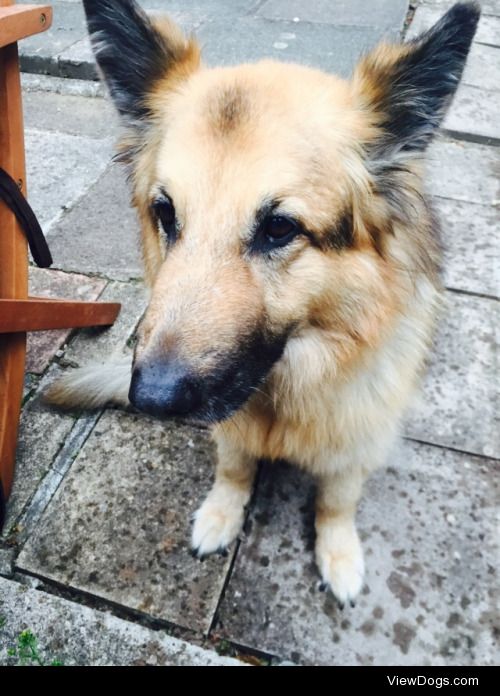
[0,167,52,268]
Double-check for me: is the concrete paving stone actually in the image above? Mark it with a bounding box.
[26,268,107,375]
[433,197,500,298]
[21,0,259,19]
[2,372,77,539]
[144,0,261,17]
[18,0,406,79]
[256,0,409,31]
[135,0,263,30]
[139,0,230,32]
[56,37,98,80]
[22,373,39,402]
[217,443,498,666]
[46,164,143,281]
[197,17,398,75]
[425,139,499,207]
[407,5,500,46]
[469,12,500,45]
[0,549,15,578]
[22,72,106,98]
[18,0,260,78]
[406,292,499,459]
[461,44,500,93]
[443,84,500,143]
[0,577,242,665]
[420,0,500,19]
[62,280,147,367]
[23,89,117,140]
[10,412,101,549]
[17,410,232,634]
[25,128,113,233]
[23,0,259,13]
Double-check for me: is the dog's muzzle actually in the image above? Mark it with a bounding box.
[129,325,290,423]
[129,359,203,419]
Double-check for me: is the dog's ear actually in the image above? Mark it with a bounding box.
[352,2,480,160]
[83,0,200,124]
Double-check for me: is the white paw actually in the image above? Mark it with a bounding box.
[316,523,365,607]
[191,490,245,557]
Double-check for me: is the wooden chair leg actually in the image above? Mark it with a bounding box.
[0,333,26,513]
[0,2,29,530]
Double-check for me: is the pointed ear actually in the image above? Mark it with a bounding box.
[352,2,480,159]
[83,0,200,124]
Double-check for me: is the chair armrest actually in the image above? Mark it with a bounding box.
[0,4,52,48]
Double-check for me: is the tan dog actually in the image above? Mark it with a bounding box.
[48,0,479,606]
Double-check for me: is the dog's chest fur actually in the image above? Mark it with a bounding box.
[222,275,441,472]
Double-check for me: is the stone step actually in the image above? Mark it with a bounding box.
[0,576,242,666]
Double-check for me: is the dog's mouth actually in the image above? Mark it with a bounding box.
[129,327,290,424]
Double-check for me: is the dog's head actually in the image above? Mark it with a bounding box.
[83,0,479,423]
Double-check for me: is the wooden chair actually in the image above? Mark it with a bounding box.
[0,0,120,531]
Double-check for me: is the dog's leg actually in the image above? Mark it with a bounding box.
[191,434,257,558]
[315,466,365,607]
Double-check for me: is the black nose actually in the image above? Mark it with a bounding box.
[128,359,203,418]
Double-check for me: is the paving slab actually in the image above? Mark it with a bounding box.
[22,373,39,402]
[0,577,242,666]
[143,0,261,17]
[23,89,118,139]
[26,268,107,375]
[461,43,500,93]
[468,12,500,45]
[443,84,500,143]
[256,0,409,31]
[426,139,499,207]
[17,0,260,79]
[17,410,231,634]
[25,128,113,234]
[2,373,77,538]
[420,0,500,20]
[408,5,500,46]
[0,549,15,578]
[433,197,500,298]
[55,36,98,80]
[406,292,499,459]
[22,72,106,98]
[47,164,143,281]
[198,17,398,75]
[217,443,499,666]
[134,0,251,32]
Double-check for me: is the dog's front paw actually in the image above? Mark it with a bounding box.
[191,489,246,558]
[315,522,365,607]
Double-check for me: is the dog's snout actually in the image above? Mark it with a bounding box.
[129,360,203,418]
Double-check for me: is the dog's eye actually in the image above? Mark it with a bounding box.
[152,195,178,244]
[255,215,300,253]
[265,216,297,242]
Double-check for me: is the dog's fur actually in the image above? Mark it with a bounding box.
[47,1,480,605]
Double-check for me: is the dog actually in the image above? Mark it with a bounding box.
[47,0,479,607]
